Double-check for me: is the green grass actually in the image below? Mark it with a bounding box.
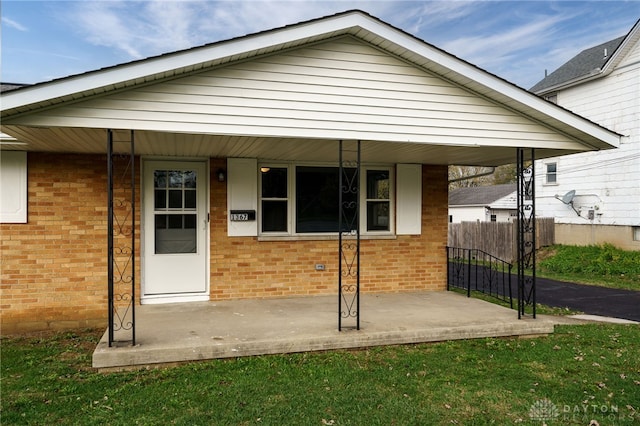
[449,287,582,316]
[537,244,640,291]
[2,326,639,425]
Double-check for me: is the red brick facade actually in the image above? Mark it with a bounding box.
[1,154,447,333]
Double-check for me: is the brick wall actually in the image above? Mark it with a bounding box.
[208,161,448,299]
[1,153,110,333]
[1,155,448,333]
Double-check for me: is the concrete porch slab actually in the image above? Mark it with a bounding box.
[93,291,559,370]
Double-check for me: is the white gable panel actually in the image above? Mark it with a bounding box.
[7,37,588,151]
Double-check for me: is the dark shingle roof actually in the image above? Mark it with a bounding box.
[0,83,30,93]
[448,184,516,206]
[530,36,625,93]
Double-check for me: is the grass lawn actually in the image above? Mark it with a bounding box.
[2,324,639,425]
[536,245,640,291]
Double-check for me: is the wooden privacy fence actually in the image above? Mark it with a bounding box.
[448,218,554,263]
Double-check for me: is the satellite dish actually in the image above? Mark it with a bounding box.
[560,190,576,205]
[555,190,580,216]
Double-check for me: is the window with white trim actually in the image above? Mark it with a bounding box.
[545,162,557,184]
[365,170,390,231]
[259,164,393,236]
[260,166,288,233]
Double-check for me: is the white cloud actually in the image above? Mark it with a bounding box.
[440,14,569,68]
[396,1,482,35]
[2,16,28,32]
[64,0,403,61]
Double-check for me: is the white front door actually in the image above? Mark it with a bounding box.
[142,160,209,303]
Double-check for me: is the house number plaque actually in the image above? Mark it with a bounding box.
[229,210,256,221]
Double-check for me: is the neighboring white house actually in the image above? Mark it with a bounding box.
[530,19,640,250]
[448,184,517,223]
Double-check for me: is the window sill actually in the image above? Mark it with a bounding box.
[258,234,397,242]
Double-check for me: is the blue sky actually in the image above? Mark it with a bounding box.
[1,1,638,89]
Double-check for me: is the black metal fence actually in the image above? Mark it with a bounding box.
[446,246,513,308]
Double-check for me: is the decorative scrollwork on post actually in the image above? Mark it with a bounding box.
[108,129,136,346]
[338,141,360,331]
[517,148,536,319]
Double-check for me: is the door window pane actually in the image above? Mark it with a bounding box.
[183,171,196,188]
[154,190,166,209]
[154,168,198,253]
[168,171,183,188]
[169,190,182,208]
[184,190,196,209]
[155,214,197,254]
[154,171,167,188]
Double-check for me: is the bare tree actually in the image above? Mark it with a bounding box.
[448,164,517,189]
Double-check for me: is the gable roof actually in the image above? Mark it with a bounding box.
[0,10,621,163]
[531,18,640,94]
[449,184,516,207]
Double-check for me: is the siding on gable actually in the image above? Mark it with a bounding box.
[535,40,640,228]
[9,37,585,151]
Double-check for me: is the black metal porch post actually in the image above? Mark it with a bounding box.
[338,140,361,331]
[107,129,136,346]
[107,130,114,346]
[516,148,536,319]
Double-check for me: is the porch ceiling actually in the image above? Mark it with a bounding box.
[0,126,587,166]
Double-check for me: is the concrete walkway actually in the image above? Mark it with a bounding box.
[93,291,567,370]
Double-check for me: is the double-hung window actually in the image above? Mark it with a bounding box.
[259,164,393,236]
[365,170,390,232]
[260,167,289,233]
[545,162,557,184]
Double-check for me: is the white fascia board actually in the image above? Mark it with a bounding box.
[602,20,640,74]
[532,71,604,97]
[1,12,366,112]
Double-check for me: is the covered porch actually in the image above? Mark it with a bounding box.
[0,10,620,340]
[92,291,565,370]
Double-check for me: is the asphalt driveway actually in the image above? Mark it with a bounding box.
[448,262,639,322]
[535,277,640,322]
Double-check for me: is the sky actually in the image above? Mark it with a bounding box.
[1,1,638,90]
